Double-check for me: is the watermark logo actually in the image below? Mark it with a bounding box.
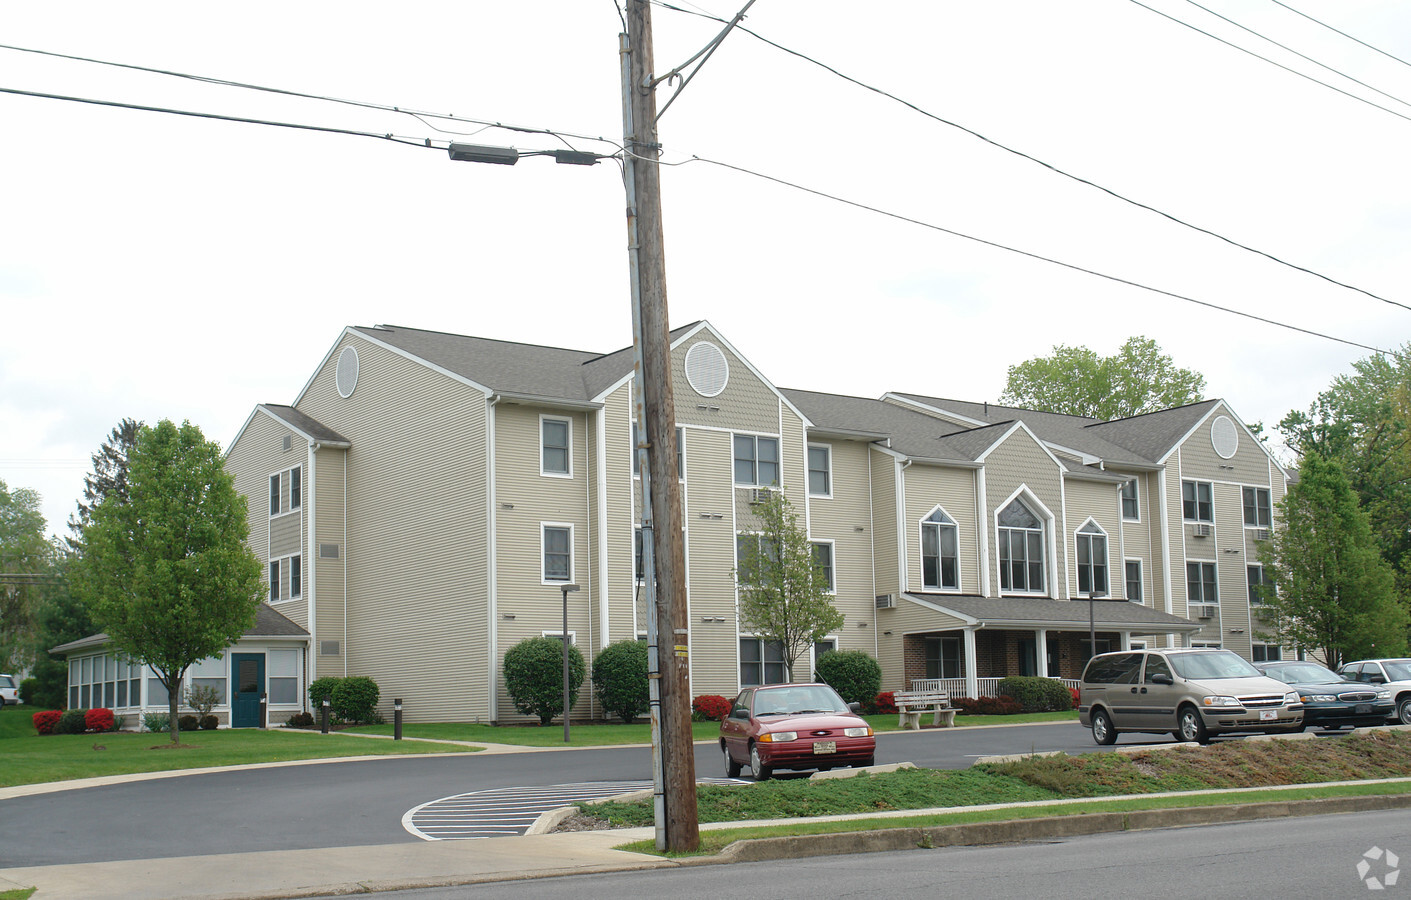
[1358,847,1400,891]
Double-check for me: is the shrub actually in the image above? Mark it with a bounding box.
[870,691,898,715]
[308,676,343,713]
[85,708,115,733]
[184,684,220,719]
[815,650,882,706]
[178,714,200,731]
[592,639,650,723]
[286,711,314,728]
[1070,686,1081,707]
[953,695,1023,716]
[996,676,1075,712]
[331,676,381,724]
[503,636,585,725]
[19,677,40,707]
[200,715,219,730]
[691,694,731,722]
[142,712,170,734]
[55,708,89,734]
[32,709,62,735]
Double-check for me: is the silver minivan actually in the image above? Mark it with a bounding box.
[1079,649,1303,744]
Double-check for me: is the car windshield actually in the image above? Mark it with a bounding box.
[753,685,847,716]
[1384,661,1411,681]
[1263,663,1338,684]
[1168,650,1261,680]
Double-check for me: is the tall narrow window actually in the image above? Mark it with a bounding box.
[1182,481,1213,522]
[733,434,779,486]
[921,508,959,590]
[1121,479,1139,520]
[541,417,571,476]
[543,525,572,582]
[998,498,1045,593]
[1242,487,1271,527]
[290,555,302,598]
[269,560,280,602]
[1076,521,1108,596]
[808,445,831,496]
[269,474,280,516]
[1247,565,1274,605]
[290,466,301,509]
[811,542,835,593]
[1125,560,1143,602]
[1187,561,1218,604]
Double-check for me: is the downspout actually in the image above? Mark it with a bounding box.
[596,407,611,649]
[1158,465,1174,650]
[897,459,911,591]
[1115,483,1126,600]
[977,467,990,597]
[307,443,319,691]
[869,445,878,661]
[487,395,500,722]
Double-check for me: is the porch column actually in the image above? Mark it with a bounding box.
[1035,628,1049,677]
[963,626,979,699]
[1120,631,1132,651]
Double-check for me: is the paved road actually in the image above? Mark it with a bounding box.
[308,807,1411,899]
[0,720,1269,867]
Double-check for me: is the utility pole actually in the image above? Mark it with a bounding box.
[622,0,699,852]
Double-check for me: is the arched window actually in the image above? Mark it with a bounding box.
[998,498,1045,593]
[1076,520,1108,596]
[921,508,959,591]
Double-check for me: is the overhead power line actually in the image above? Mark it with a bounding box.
[1268,0,1411,71]
[653,2,1411,315]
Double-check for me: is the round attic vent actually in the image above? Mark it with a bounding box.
[685,341,729,398]
[1211,415,1238,459]
[335,346,360,398]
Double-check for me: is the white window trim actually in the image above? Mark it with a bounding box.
[541,631,578,644]
[811,538,836,595]
[994,487,1055,597]
[1121,478,1140,522]
[919,505,962,593]
[541,522,575,585]
[268,553,302,603]
[807,443,833,499]
[1124,557,1144,603]
[290,465,302,512]
[1074,518,1110,598]
[540,414,573,479]
[733,432,781,487]
[1242,486,1272,529]
[1186,559,1219,605]
[1182,479,1214,523]
[1129,640,1148,651]
[1247,563,1269,606]
[268,466,301,519]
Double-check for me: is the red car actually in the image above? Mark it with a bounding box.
[719,683,875,780]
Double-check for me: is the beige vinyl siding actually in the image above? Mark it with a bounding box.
[686,428,739,698]
[901,464,977,594]
[875,598,969,693]
[981,429,1065,597]
[1211,482,1247,654]
[313,446,347,673]
[672,336,778,434]
[779,406,808,503]
[294,332,490,724]
[1113,469,1154,606]
[492,403,593,723]
[226,411,311,629]
[1164,462,1187,621]
[807,439,877,652]
[1063,478,1120,600]
[1175,405,1273,485]
[870,448,899,601]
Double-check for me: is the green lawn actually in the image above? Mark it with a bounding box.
[0,705,474,788]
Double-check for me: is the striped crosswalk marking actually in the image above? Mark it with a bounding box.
[403,779,746,841]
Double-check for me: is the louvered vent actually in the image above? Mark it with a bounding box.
[336,346,360,398]
[1211,415,1238,459]
[320,641,340,656]
[684,341,728,398]
[319,543,340,559]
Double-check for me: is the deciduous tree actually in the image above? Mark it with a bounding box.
[74,420,263,743]
[0,479,54,672]
[1000,336,1206,419]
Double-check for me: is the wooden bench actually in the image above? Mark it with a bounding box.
[894,689,955,729]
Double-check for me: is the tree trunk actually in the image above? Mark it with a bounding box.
[167,675,180,744]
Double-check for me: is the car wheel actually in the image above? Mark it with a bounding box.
[1178,706,1209,744]
[1090,708,1117,745]
[722,743,742,778]
[1398,697,1411,726]
[749,743,773,781]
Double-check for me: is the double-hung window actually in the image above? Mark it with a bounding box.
[290,466,301,509]
[733,434,779,486]
[1242,487,1271,528]
[1187,561,1218,604]
[921,508,959,591]
[542,525,572,582]
[269,474,280,516]
[541,417,571,476]
[1125,560,1143,602]
[1182,480,1213,522]
[269,560,280,602]
[811,542,835,593]
[1121,479,1139,520]
[807,445,831,496]
[1247,565,1273,606]
[735,533,778,586]
[1075,522,1108,596]
[998,499,1045,593]
[290,555,302,599]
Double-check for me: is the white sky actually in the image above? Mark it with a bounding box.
[3,1,1409,538]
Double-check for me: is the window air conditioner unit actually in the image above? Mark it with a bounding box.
[1192,523,1212,537]
[749,487,774,504]
[1190,603,1216,619]
[875,593,896,609]
[1252,528,1271,541]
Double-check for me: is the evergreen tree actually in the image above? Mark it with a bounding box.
[66,418,142,554]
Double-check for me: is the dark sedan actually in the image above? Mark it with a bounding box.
[1256,661,1393,730]
[720,683,875,780]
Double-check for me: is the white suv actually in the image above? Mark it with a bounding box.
[0,674,18,706]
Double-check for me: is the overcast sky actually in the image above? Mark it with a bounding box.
[3,1,1409,538]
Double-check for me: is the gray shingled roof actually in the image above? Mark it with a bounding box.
[905,593,1202,632]
[51,605,309,655]
[352,323,702,404]
[782,389,1004,463]
[261,405,350,446]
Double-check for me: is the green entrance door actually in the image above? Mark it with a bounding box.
[231,653,265,728]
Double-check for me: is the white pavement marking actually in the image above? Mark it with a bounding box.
[402,779,746,841]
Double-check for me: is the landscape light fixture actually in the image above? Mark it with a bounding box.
[560,583,581,743]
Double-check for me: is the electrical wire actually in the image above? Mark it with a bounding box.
[1268,0,1411,71]
[651,3,1411,315]
[644,150,1394,357]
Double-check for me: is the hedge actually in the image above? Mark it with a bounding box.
[995,676,1075,712]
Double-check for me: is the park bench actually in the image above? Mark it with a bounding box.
[893,688,955,729]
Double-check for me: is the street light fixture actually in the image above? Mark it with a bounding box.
[560,583,580,744]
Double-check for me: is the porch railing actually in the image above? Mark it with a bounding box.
[911,677,1080,699]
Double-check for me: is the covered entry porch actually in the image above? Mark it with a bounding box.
[893,594,1204,700]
